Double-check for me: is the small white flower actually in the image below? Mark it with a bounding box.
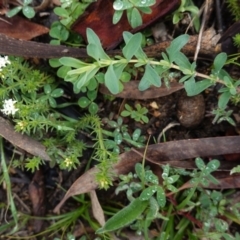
[1,99,19,115]
[0,56,10,71]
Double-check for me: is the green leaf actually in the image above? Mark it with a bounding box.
[166,34,189,63]
[96,198,148,234]
[139,64,161,91]
[156,186,166,207]
[146,197,159,220]
[23,0,32,5]
[122,32,142,61]
[86,28,109,60]
[22,6,35,18]
[135,163,144,181]
[183,77,197,96]
[87,90,97,101]
[54,7,69,18]
[59,57,89,68]
[218,92,231,109]
[57,65,71,78]
[129,7,142,28]
[213,52,227,73]
[88,102,98,114]
[134,0,156,7]
[123,32,147,59]
[185,79,213,96]
[195,157,205,170]
[145,170,158,184]
[174,52,192,70]
[6,6,22,17]
[74,66,100,92]
[49,58,62,68]
[49,97,57,108]
[138,6,152,14]
[113,10,123,24]
[205,159,220,173]
[51,88,64,98]
[78,97,90,108]
[132,129,141,141]
[44,84,52,94]
[230,165,240,175]
[121,110,131,117]
[140,186,158,201]
[105,64,121,94]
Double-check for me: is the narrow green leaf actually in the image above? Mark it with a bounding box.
[146,197,159,220]
[86,28,109,60]
[218,92,231,109]
[174,51,191,70]
[129,7,142,28]
[205,159,220,173]
[122,32,142,60]
[156,186,166,207]
[123,32,147,59]
[185,79,213,96]
[195,157,205,170]
[105,64,120,94]
[139,64,160,91]
[166,34,189,63]
[213,52,227,73]
[113,10,123,24]
[135,163,144,181]
[6,6,22,17]
[139,186,158,201]
[75,67,99,92]
[59,57,89,68]
[96,198,148,233]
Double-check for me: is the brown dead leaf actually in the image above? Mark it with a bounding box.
[90,190,105,227]
[53,136,240,212]
[28,169,46,232]
[0,116,51,160]
[99,81,183,99]
[0,15,48,40]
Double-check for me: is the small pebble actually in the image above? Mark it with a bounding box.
[177,93,205,128]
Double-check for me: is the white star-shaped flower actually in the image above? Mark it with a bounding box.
[1,99,19,115]
[0,56,10,71]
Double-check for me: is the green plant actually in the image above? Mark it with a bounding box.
[121,103,149,123]
[50,0,93,45]
[233,33,240,48]
[57,28,240,126]
[112,0,156,28]
[226,0,240,20]
[172,0,200,32]
[6,0,35,18]
[78,89,99,114]
[102,115,146,153]
[96,158,223,239]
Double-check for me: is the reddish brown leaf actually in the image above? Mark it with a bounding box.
[53,136,240,212]
[0,15,49,40]
[99,81,183,99]
[72,0,181,49]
